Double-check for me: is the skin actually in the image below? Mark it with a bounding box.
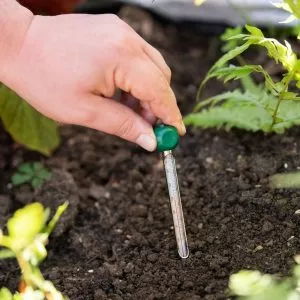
[0,1,185,151]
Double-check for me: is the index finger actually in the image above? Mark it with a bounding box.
[114,54,186,135]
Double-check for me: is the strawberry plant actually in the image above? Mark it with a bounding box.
[0,202,68,300]
[185,0,300,134]
[0,84,59,155]
[11,162,52,189]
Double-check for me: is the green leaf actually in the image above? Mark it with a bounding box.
[18,163,34,175]
[12,162,51,189]
[229,269,296,300]
[229,270,274,296]
[270,172,300,189]
[243,26,297,72]
[245,25,264,38]
[11,173,33,186]
[32,162,42,172]
[7,203,47,250]
[184,105,272,132]
[194,89,266,112]
[0,84,60,155]
[0,249,15,259]
[221,26,243,52]
[198,42,251,99]
[276,0,300,20]
[206,65,258,83]
[44,202,68,235]
[37,169,51,180]
[31,178,44,189]
[0,288,13,300]
[240,76,262,95]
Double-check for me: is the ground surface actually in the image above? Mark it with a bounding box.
[1,6,300,300]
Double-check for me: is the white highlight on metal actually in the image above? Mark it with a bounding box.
[163,150,189,259]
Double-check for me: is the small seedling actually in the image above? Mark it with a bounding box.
[11,162,52,189]
[0,202,68,300]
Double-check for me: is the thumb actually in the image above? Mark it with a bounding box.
[74,94,157,151]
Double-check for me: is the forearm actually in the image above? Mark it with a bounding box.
[0,0,33,81]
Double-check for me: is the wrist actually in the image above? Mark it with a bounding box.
[0,1,34,82]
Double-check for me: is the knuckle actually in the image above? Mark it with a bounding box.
[73,109,97,126]
[112,32,131,54]
[114,117,136,139]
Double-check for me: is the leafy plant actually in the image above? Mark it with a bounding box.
[185,2,300,133]
[11,162,52,189]
[0,202,68,300]
[229,256,300,299]
[0,84,60,155]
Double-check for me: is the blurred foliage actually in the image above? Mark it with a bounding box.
[229,257,300,299]
[0,202,68,300]
[11,162,51,189]
[0,84,59,155]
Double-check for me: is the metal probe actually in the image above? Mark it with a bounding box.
[154,124,189,259]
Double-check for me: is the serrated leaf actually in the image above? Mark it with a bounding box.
[184,105,272,132]
[207,65,258,83]
[194,89,265,111]
[240,76,262,95]
[190,73,300,134]
[221,27,243,52]
[245,25,264,38]
[7,203,47,250]
[243,27,297,71]
[0,84,60,155]
[198,42,251,98]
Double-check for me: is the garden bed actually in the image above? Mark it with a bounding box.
[1,6,300,300]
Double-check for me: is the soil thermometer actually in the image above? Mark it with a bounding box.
[154,124,189,259]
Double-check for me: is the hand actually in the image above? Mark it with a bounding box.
[2,13,185,151]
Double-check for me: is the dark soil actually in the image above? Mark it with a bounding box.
[1,6,300,300]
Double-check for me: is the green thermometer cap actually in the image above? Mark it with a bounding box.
[154,124,179,152]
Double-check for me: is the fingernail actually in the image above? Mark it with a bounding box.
[136,133,157,151]
[179,120,186,135]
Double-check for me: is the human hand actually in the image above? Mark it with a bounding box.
[1,13,185,151]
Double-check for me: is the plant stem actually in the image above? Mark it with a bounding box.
[236,55,247,66]
[270,72,294,130]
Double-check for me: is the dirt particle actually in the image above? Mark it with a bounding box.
[262,221,274,233]
[88,184,108,200]
[147,254,158,263]
[129,204,148,218]
[182,280,194,289]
